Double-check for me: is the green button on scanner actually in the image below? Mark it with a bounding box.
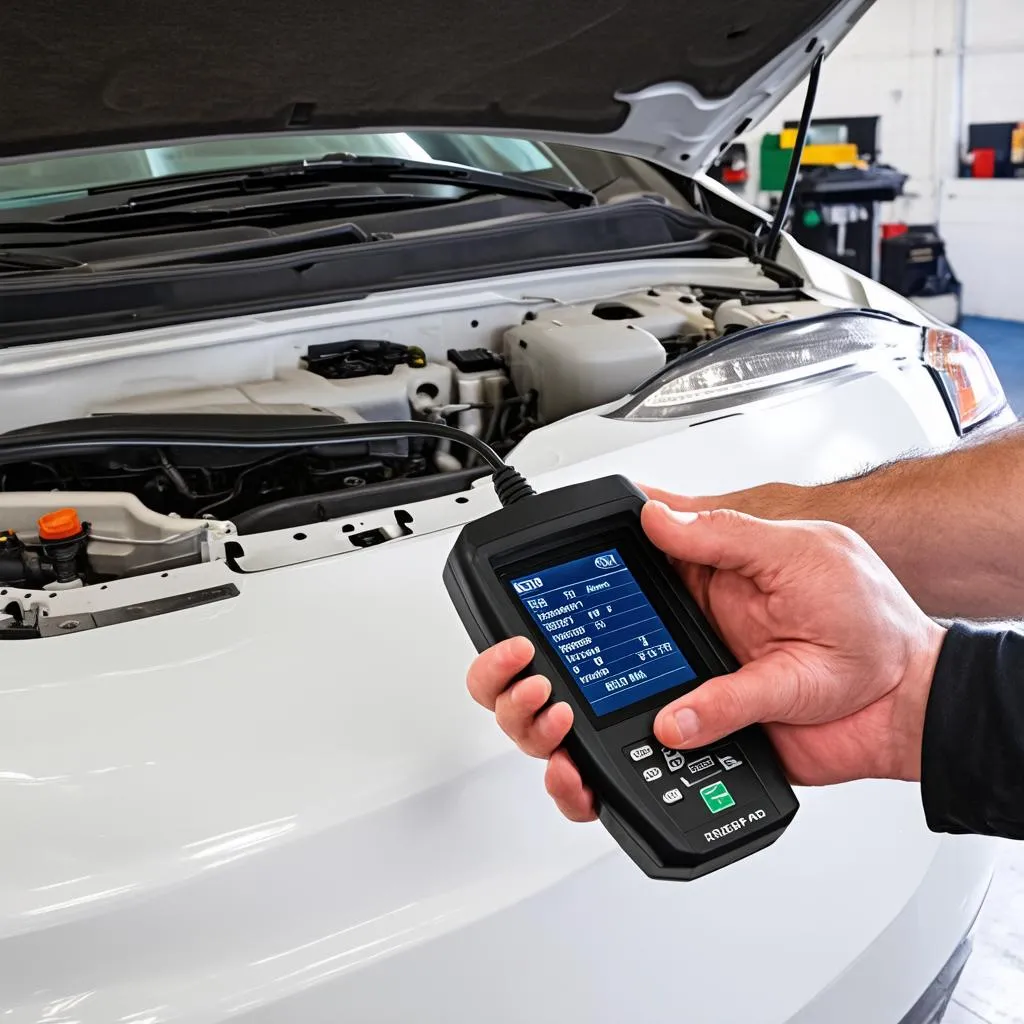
[700,780,736,814]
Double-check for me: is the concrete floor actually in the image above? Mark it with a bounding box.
[945,841,1024,1023]
[937,316,1024,1024]
[966,316,1024,418]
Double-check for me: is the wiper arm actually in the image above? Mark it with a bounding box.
[2,189,462,235]
[0,221,370,275]
[0,250,88,274]
[22,155,596,223]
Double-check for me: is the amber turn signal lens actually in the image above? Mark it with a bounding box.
[37,507,83,541]
[924,327,1006,430]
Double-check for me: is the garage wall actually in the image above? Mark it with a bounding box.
[736,0,1024,321]
[942,0,1024,320]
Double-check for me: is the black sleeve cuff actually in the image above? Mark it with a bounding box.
[921,621,1024,838]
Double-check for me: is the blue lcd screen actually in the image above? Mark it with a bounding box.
[509,548,697,717]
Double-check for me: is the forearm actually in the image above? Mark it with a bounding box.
[745,423,1024,619]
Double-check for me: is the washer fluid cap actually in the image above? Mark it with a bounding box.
[38,507,83,541]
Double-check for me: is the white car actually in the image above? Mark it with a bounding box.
[0,1,1010,1022]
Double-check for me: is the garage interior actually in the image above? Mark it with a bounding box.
[1,0,1024,1020]
[723,1,1023,1019]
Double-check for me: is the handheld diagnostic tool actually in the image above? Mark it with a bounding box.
[444,474,798,881]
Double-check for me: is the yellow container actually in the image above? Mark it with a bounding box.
[800,142,862,165]
[777,131,861,165]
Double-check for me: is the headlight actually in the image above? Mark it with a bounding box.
[617,311,920,420]
[923,326,1007,431]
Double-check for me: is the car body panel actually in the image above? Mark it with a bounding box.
[0,320,995,1020]
[0,1,1003,1001]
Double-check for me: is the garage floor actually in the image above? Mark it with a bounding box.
[945,841,1024,1024]
[966,316,1024,418]
[936,315,1024,1024]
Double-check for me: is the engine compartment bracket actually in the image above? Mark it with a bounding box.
[5,583,240,639]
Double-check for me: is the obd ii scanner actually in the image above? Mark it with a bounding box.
[444,472,799,881]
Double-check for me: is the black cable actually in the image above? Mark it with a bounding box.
[194,450,296,518]
[762,49,825,260]
[0,419,538,506]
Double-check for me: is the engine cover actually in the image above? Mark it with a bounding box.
[90,364,453,423]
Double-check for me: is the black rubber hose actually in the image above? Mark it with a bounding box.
[0,419,539,506]
[0,419,509,472]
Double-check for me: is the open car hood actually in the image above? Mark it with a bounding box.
[2,0,873,171]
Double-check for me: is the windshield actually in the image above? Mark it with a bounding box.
[0,131,579,208]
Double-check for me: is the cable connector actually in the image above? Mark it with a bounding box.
[492,464,536,507]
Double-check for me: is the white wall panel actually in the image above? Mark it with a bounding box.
[940,179,1024,320]
[957,0,1024,318]
[966,0,1024,48]
[963,52,1024,125]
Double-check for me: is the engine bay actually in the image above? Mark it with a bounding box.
[0,277,841,605]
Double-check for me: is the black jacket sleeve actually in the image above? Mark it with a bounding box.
[921,622,1024,838]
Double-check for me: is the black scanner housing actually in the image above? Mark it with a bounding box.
[443,474,798,881]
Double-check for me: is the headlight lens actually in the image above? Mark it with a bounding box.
[923,326,1006,430]
[619,312,919,420]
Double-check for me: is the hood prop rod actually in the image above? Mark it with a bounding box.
[761,49,825,260]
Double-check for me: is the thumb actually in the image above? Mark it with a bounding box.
[641,500,799,584]
[653,652,801,749]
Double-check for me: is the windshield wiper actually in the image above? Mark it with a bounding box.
[8,155,596,225]
[0,221,371,275]
[1,189,466,236]
[0,250,88,273]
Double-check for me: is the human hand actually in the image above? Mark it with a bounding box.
[465,500,946,824]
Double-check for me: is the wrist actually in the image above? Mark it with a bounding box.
[758,479,864,531]
[887,621,947,781]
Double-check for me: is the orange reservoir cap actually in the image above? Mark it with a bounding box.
[38,507,83,541]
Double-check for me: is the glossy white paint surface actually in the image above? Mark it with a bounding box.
[0,335,995,1022]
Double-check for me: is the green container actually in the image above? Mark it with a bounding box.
[760,133,793,193]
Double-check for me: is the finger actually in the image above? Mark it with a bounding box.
[638,484,717,511]
[544,749,598,822]
[466,636,535,711]
[653,651,803,748]
[496,688,572,758]
[493,674,552,750]
[641,501,801,585]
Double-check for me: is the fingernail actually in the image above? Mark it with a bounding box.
[672,707,700,742]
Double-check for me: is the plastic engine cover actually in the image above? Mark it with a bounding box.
[503,320,666,422]
[91,366,453,423]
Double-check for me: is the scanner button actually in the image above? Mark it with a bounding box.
[687,754,716,775]
[662,788,683,805]
[715,748,744,771]
[642,766,663,783]
[627,743,654,762]
[661,746,685,772]
[700,780,736,814]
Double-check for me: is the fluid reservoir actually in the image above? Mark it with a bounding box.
[503,320,666,422]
